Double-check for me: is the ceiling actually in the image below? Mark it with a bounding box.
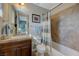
[13,3,60,14]
[34,3,60,10]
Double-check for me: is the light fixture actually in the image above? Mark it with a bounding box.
[19,3,24,6]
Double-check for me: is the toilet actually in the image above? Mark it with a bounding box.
[36,44,45,56]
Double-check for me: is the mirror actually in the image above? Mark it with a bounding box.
[0,3,29,38]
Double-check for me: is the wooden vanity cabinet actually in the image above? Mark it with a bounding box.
[0,39,32,56]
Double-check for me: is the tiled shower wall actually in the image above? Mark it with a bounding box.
[51,4,79,51]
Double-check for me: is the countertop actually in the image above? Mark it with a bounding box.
[0,35,32,44]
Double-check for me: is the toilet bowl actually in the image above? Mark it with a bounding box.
[37,44,45,56]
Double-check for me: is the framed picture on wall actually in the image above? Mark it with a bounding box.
[32,14,40,23]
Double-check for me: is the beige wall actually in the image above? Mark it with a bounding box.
[3,4,15,24]
[51,4,79,52]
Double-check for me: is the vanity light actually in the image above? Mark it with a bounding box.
[19,3,24,6]
[21,3,24,6]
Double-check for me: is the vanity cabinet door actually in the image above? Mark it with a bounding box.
[0,48,17,56]
[0,39,31,56]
